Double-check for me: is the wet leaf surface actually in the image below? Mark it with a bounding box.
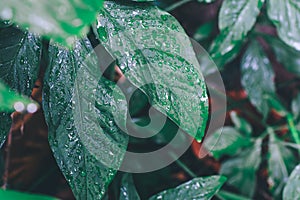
[149,175,226,200]
[43,39,128,199]
[0,0,104,46]
[95,1,209,141]
[267,0,300,50]
[0,24,40,147]
[241,41,275,118]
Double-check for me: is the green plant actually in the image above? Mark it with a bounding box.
[0,0,299,200]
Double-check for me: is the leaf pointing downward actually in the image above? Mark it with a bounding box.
[43,39,128,199]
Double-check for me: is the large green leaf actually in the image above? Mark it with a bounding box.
[210,0,264,65]
[204,127,251,159]
[241,41,275,118]
[268,132,297,197]
[95,1,209,141]
[0,24,40,147]
[220,139,262,197]
[283,164,300,200]
[0,0,104,46]
[43,39,128,199]
[266,36,300,76]
[230,111,252,137]
[267,0,300,50]
[119,173,141,200]
[149,175,226,200]
[0,190,57,200]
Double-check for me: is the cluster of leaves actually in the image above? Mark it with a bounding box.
[181,0,300,199]
[0,0,227,200]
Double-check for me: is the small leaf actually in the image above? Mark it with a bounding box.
[43,39,128,199]
[283,164,300,200]
[0,24,40,147]
[119,173,141,200]
[204,127,251,159]
[220,139,262,197]
[241,41,275,118]
[268,132,297,197]
[266,36,300,76]
[230,111,252,137]
[0,0,104,46]
[0,190,57,200]
[210,0,264,65]
[149,175,227,200]
[267,0,300,50]
[95,2,209,141]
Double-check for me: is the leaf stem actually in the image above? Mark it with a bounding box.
[287,114,300,145]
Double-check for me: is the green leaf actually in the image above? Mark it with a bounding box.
[268,132,297,197]
[267,0,300,50]
[0,24,40,147]
[217,190,251,200]
[241,41,275,118]
[43,39,128,199]
[0,82,38,112]
[119,173,141,200]
[283,164,300,200]
[266,37,300,76]
[204,127,251,159]
[210,0,264,65]
[230,111,252,137]
[149,175,227,200]
[193,21,215,41]
[220,139,262,197]
[0,0,104,46]
[0,190,57,200]
[95,1,209,141]
[292,93,300,120]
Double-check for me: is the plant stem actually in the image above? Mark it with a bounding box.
[287,114,300,146]
[175,159,197,178]
[165,0,193,11]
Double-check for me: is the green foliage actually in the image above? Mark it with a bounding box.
[119,174,140,200]
[95,1,208,141]
[220,139,262,197]
[43,39,128,199]
[0,0,104,46]
[267,0,300,50]
[283,164,300,200]
[149,176,226,200]
[0,190,58,200]
[204,127,251,159]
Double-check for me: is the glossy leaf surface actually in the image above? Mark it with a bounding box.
[95,1,209,141]
[43,39,128,199]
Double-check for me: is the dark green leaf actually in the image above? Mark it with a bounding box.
[220,139,262,197]
[266,37,300,76]
[230,111,252,137]
[241,41,275,118]
[149,175,226,200]
[193,21,215,41]
[283,164,300,200]
[210,0,264,65]
[268,132,297,197]
[0,190,57,200]
[217,190,251,200]
[43,39,128,199]
[204,127,251,159]
[267,0,300,50]
[119,173,140,200]
[95,2,209,141]
[0,0,104,46]
[0,24,40,147]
